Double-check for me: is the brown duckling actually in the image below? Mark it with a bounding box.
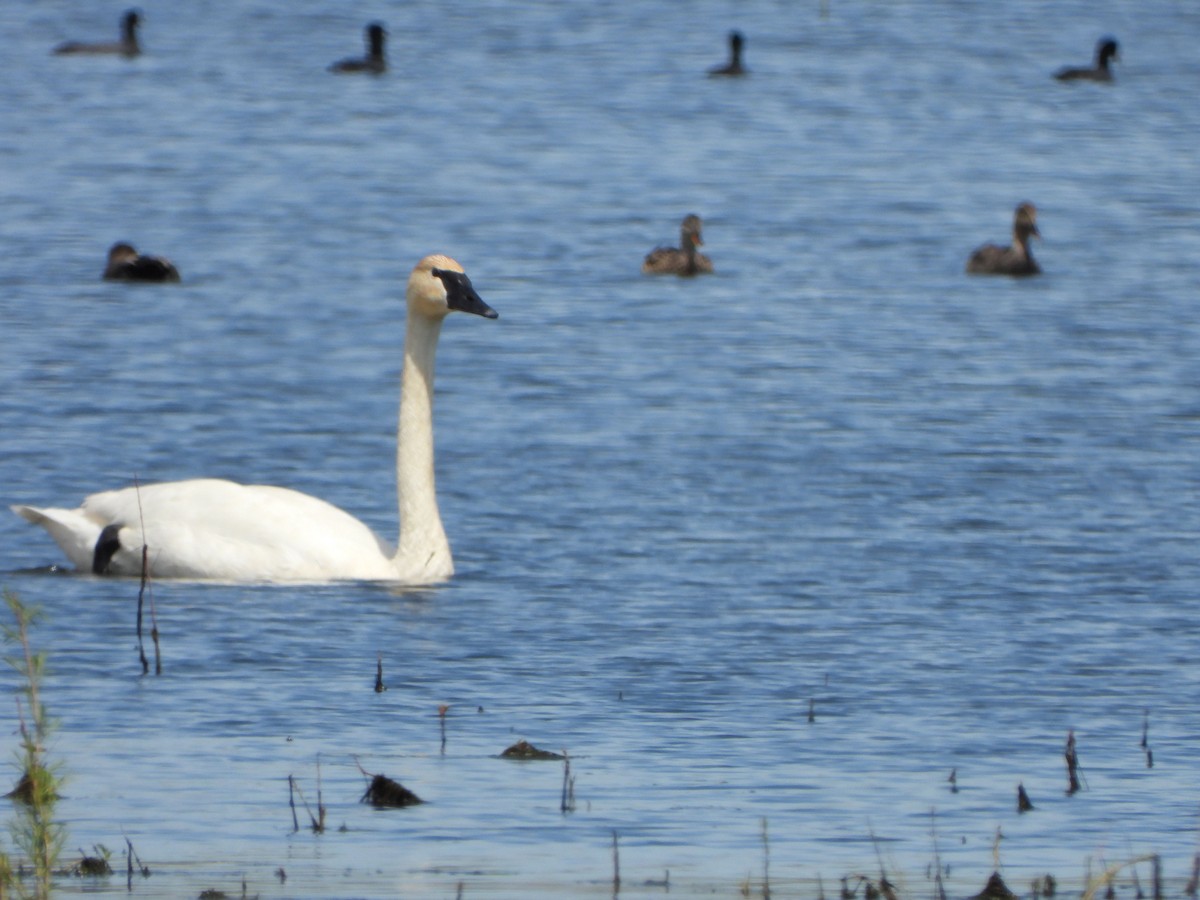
[642,214,714,277]
[966,203,1041,277]
[53,10,140,58]
[329,22,387,74]
[103,242,181,283]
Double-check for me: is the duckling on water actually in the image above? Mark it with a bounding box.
[642,214,714,277]
[965,203,1041,277]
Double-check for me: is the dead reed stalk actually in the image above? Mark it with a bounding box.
[288,758,327,831]
[929,808,947,900]
[125,837,150,890]
[560,752,576,813]
[611,830,620,895]
[1065,730,1083,795]
[1080,854,1160,900]
[1142,710,1153,768]
[762,817,772,899]
[134,481,162,675]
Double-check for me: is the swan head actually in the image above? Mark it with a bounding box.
[407,254,498,321]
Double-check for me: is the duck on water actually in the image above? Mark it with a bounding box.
[1054,37,1119,82]
[966,203,1041,277]
[642,214,714,277]
[52,10,141,58]
[330,22,387,74]
[103,243,181,283]
[709,31,747,77]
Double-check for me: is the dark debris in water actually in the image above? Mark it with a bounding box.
[973,871,1019,900]
[71,853,112,876]
[500,739,565,760]
[361,773,423,808]
[5,770,61,804]
[5,771,35,804]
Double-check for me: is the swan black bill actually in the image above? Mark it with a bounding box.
[432,268,498,319]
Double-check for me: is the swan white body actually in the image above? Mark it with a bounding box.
[12,254,497,584]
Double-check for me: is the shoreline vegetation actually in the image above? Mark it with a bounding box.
[1,588,1194,898]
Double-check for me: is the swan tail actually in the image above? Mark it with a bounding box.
[11,504,106,573]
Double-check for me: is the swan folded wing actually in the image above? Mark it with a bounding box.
[77,479,395,581]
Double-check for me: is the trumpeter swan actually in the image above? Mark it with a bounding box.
[12,254,497,583]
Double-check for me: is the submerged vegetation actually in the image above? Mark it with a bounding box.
[0,594,1189,897]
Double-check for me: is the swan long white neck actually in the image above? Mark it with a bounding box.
[393,309,451,580]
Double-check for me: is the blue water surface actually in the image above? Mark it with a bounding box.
[1,1,1199,897]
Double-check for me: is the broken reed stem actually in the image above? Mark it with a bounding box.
[930,808,947,900]
[134,479,162,675]
[869,824,898,900]
[762,817,772,899]
[288,772,324,833]
[125,837,149,888]
[1065,730,1083,795]
[560,752,576,813]
[287,775,300,833]
[1081,855,1161,900]
[136,544,149,675]
[1142,710,1154,768]
[149,581,161,675]
[1126,842,1146,900]
[316,755,326,833]
[612,830,620,895]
